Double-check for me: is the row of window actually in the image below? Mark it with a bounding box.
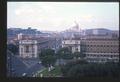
[84,45,118,47]
[87,59,119,62]
[84,41,118,44]
[63,44,118,48]
[84,51,118,54]
[20,46,35,53]
[86,54,119,58]
[85,47,118,50]
[86,51,118,53]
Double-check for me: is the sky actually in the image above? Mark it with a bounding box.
[7,2,119,32]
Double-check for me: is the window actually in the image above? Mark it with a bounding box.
[95,45,97,47]
[93,55,96,57]
[21,48,23,53]
[87,54,89,57]
[104,55,106,57]
[114,55,119,57]
[32,46,34,53]
[32,54,34,57]
[75,41,78,44]
[75,47,78,51]
[104,55,107,57]
[26,45,29,53]
[97,55,99,57]
[111,55,113,58]
[108,55,110,57]
[117,55,119,57]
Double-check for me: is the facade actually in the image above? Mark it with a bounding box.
[19,40,38,58]
[82,39,119,63]
[62,35,119,63]
[62,39,81,53]
[19,37,62,58]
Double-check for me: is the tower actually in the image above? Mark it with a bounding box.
[18,33,23,40]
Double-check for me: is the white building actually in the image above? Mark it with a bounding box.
[17,33,23,40]
[62,39,81,53]
[19,40,38,58]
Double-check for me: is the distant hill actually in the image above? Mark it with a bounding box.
[7,27,42,37]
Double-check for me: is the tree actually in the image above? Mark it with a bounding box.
[56,47,74,65]
[7,43,18,55]
[72,51,86,61]
[60,59,88,76]
[56,47,73,59]
[39,49,56,68]
[60,60,120,78]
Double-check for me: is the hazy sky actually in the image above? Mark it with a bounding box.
[7,2,119,31]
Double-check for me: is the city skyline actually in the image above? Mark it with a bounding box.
[7,2,119,32]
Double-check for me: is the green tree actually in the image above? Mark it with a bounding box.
[72,51,86,61]
[56,47,73,65]
[39,49,56,68]
[56,47,73,59]
[60,60,120,78]
[60,59,88,76]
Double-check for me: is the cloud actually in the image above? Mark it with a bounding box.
[8,2,119,31]
[15,8,34,16]
[15,5,37,16]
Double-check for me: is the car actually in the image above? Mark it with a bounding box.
[11,68,15,72]
[38,61,41,64]
[22,73,27,77]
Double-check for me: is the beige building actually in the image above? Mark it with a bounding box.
[19,40,38,58]
[62,35,119,62]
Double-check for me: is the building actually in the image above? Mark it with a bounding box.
[62,39,81,53]
[82,38,119,63]
[17,33,23,40]
[62,35,119,63]
[84,28,111,35]
[19,37,62,58]
[19,40,38,58]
